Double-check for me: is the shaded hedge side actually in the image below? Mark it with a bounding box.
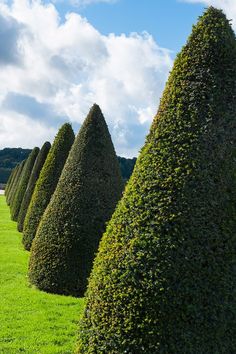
[29,104,123,297]
[5,167,17,198]
[17,142,51,232]
[11,147,39,221]
[7,161,25,206]
[6,165,19,204]
[78,8,236,353]
[22,123,75,251]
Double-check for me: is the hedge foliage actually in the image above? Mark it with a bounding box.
[22,123,75,251]
[5,167,17,199]
[11,147,39,221]
[29,104,123,297]
[17,142,51,232]
[78,8,236,353]
[7,161,25,206]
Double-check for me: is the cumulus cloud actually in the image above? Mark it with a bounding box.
[2,92,66,126]
[69,0,117,6]
[182,0,236,29]
[0,0,172,157]
[0,12,23,65]
[52,0,117,7]
[0,112,56,149]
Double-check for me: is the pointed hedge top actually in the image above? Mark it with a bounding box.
[78,103,111,141]
[88,103,102,118]
[41,141,51,151]
[149,6,236,137]
[67,103,119,175]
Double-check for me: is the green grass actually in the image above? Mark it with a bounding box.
[0,195,84,354]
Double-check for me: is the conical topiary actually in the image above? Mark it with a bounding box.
[17,142,51,233]
[5,166,17,201]
[6,164,20,205]
[29,104,123,296]
[22,123,75,251]
[5,167,16,198]
[7,160,25,207]
[77,8,236,353]
[11,147,39,221]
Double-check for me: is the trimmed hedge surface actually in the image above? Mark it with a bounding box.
[5,167,17,200]
[29,104,123,297]
[77,8,236,353]
[11,147,39,221]
[7,161,25,207]
[22,123,75,251]
[17,142,51,232]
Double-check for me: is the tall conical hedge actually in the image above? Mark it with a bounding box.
[78,8,236,353]
[29,104,123,296]
[11,147,39,221]
[17,142,51,233]
[22,123,75,251]
[7,160,25,206]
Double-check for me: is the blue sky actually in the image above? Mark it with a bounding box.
[54,0,205,52]
[0,0,235,156]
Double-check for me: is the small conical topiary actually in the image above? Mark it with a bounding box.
[6,164,19,205]
[5,166,17,201]
[5,167,16,198]
[7,161,25,206]
[11,147,39,221]
[78,8,236,353]
[17,142,51,232]
[29,104,123,296]
[22,123,75,251]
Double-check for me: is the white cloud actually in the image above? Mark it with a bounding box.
[182,0,236,29]
[0,0,172,157]
[70,0,117,6]
[52,0,117,8]
[0,112,56,149]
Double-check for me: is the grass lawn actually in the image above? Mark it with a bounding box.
[0,195,84,354]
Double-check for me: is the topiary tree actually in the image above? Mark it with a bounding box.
[77,8,236,353]
[7,160,25,207]
[22,123,75,251]
[29,104,123,297]
[5,168,15,196]
[6,165,19,205]
[17,142,51,232]
[11,147,39,221]
[5,166,17,200]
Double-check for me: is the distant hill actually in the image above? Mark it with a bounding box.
[0,148,136,185]
[0,148,32,185]
[117,156,137,182]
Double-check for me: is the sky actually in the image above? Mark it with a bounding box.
[0,0,235,157]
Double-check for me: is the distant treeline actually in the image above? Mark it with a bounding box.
[0,148,32,184]
[0,148,136,184]
[117,156,136,182]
